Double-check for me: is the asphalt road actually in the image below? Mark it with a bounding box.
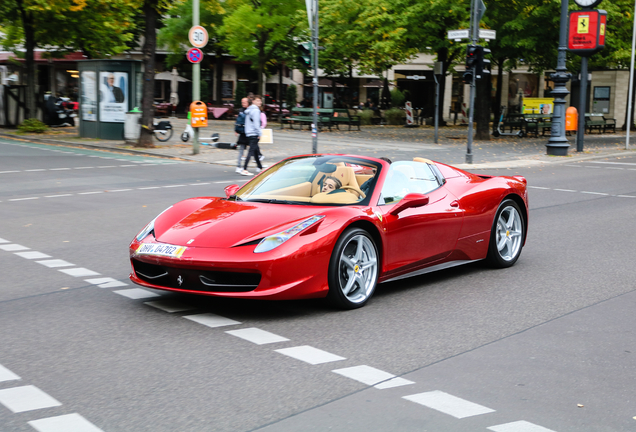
[0,137,635,432]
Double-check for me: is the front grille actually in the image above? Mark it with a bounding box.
[131,259,260,292]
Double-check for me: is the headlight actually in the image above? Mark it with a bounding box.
[254,215,324,253]
[135,206,173,242]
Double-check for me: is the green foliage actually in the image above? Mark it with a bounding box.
[234,81,247,107]
[384,107,405,125]
[285,84,298,108]
[18,118,48,133]
[219,0,307,92]
[390,88,405,108]
[358,110,375,125]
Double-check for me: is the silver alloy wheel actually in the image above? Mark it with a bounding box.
[495,205,523,261]
[337,234,378,304]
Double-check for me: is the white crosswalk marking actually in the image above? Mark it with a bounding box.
[58,268,101,277]
[403,390,495,419]
[15,251,51,259]
[144,300,195,313]
[36,259,74,268]
[184,313,241,328]
[113,288,160,299]
[226,327,289,345]
[0,385,62,413]
[275,346,346,365]
[28,413,105,432]
[84,277,128,288]
[332,365,414,389]
[488,420,557,432]
[0,244,30,251]
[0,364,20,382]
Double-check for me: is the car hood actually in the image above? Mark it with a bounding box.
[153,198,329,248]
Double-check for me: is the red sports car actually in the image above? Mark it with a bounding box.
[129,155,528,309]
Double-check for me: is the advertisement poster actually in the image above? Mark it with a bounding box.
[522,98,554,115]
[81,71,97,121]
[99,71,128,122]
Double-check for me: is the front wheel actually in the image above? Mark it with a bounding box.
[517,130,525,138]
[327,228,379,309]
[486,199,525,268]
[492,130,500,137]
[154,128,173,142]
[181,132,190,142]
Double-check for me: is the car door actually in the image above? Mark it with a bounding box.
[377,162,464,274]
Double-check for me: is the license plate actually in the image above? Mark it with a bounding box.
[136,243,187,258]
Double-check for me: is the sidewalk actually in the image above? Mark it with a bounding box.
[2,118,634,170]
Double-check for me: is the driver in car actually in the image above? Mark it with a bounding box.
[321,176,342,193]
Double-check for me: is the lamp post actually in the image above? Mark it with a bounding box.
[546,0,571,156]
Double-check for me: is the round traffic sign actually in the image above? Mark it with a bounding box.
[189,26,208,48]
[187,47,203,64]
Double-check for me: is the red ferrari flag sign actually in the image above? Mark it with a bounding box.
[568,10,607,56]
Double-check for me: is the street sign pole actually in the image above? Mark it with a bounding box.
[311,0,319,154]
[466,0,478,164]
[192,0,201,155]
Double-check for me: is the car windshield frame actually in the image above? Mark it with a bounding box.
[231,155,382,206]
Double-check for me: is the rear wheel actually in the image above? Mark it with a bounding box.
[492,130,500,137]
[181,132,190,142]
[327,228,379,309]
[517,130,525,138]
[486,199,525,268]
[154,128,173,142]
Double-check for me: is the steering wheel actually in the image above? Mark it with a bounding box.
[341,185,366,199]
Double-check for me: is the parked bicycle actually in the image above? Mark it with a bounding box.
[153,120,173,142]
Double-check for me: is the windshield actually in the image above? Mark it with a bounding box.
[234,155,380,205]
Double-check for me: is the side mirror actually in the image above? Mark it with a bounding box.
[224,184,240,198]
[389,193,429,216]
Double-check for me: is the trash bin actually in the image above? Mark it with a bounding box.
[124,107,142,141]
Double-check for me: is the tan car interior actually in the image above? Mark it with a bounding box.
[260,163,374,204]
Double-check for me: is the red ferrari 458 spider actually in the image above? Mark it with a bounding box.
[129,155,528,309]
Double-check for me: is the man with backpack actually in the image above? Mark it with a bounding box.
[234,97,249,173]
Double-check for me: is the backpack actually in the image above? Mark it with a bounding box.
[234,111,246,134]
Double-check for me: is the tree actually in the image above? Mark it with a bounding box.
[0,0,137,120]
[219,0,306,95]
[158,0,226,104]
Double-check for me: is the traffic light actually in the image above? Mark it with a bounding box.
[297,42,312,68]
[462,70,474,84]
[465,45,477,69]
[475,46,491,79]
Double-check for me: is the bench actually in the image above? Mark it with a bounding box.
[585,114,616,134]
[281,107,334,131]
[502,114,525,133]
[330,108,361,131]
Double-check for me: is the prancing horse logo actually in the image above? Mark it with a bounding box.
[177,275,183,286]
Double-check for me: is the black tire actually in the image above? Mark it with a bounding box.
[181,132,190,142]
[492,130,500,137]
[327,228,379,309]
[518,130,525,138]
[155,128,173,142]
[486,199,525,268]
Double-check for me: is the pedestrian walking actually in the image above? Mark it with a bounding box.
[240,95,265,176]
[234,97,249,173]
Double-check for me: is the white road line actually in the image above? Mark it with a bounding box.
[138,187,161,190]
[226,327,290,345]
[403,390,495,419]
[275,346,346,365]
[9,197,39,201]
[0,364,20,382]
[119,165,137,167]
[0,237,9,243]
[58,268,101,277]
[97,166,116,168]
[49,168,71,171]
[0,244,30,251]
[113,288,160,299]
[580,191,609,196]
[190,183,211,186]
[14,251,51,259]
[78,191,103,195]
[590,161,636,166]
[214,180,238,184]
[617,195,636,198]
[0,385,62,413]
[144,300,195,313]
[488,420,557,432]
[554,189,577,192]
[528,186,549,189]
[28,413,105,432]
[85,277,128,288]
[332,365,414,389]
[73,167,94,170]
[108,189,132,192]
[36,259,74,268]
[45,194,73,198]
[0,170,20,174]
[163,184,186,188]
[184,313,241,328]
[25,169,46,172]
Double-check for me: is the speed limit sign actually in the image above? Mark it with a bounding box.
[189,26,208,48]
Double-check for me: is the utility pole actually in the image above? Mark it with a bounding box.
[192,0,201,155]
